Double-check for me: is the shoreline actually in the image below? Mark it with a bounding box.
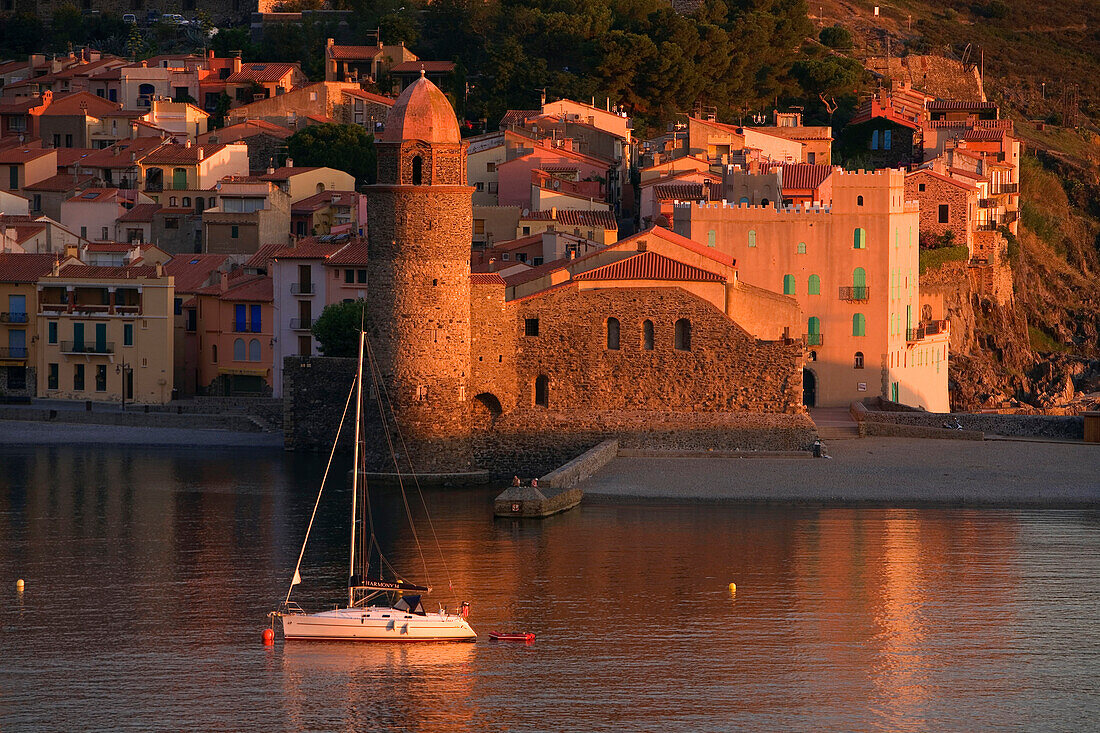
[576,437,1100,507]
[0,419,285,449]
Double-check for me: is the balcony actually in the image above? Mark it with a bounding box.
[0,312,29,323]
[1002,210,1019,223]
[838,286,870,302]
[906,320,949,342]
[993,183,1018,195]
[60,341,115,355]
[290,318,313,331]
[290,282,315,295]
[978,198,994,208]
[805,333,823,346]
[0,346,27,360]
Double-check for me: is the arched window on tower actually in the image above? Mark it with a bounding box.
[412,155,423,185]
[606,317,620,350]
[642,319,654,350]
[674,318,691,351]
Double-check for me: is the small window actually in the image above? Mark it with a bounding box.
[853,313,866,337]
[231,225,239,239]
[808,274,821,295]
[760,198,769,206]
[48,363,59,390]
[606,317,620,350]
[95,364,107,392]
[357,269,367,284]
[124,323,133,346]
[884,129,892,150]
[48,321,58,344]
[642,319,654,350]
[747,230,756,247]
[707,230,716,247]
[73,363,85,391]
[918,183,926,192]
[857,195,864,206]
[808,350,817,362]
[853,228,866,249]
[534,375,549,407]
[411,155,423,185]
[521,226,531,235]
[416,384,428,401]
[345,269,354,283]
[854,351,865,369]
[871,130,879,150]
[938,204,949,224]
[796,241,806,254]
[486,162,496,173]
[783,274,795,295]
[249,339,261,362]
[524,318,539,337]
[234,338,246,361]
[674,318,691,351]
[212,344,218,363]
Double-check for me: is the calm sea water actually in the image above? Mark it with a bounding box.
[1,446,1098,731]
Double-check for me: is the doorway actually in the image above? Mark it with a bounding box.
[803,369,817,408]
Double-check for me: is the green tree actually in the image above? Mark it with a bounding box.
[286,124,377,186]
[819,24,852,49]
[312,300,368,357]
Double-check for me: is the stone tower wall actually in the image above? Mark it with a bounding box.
[365,159,474,472]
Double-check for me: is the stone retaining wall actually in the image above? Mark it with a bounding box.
[852,401,1083,440]
[0,405,264,432]
[858,420,983,441]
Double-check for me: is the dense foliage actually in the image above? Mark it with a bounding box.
[285,124,377,187]
[312,300,369,358]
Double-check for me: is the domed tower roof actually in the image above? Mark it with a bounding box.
[378,74,461,144]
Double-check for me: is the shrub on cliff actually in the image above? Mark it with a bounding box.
[312,300,368,357]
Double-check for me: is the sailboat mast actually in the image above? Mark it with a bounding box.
[349,329,365,608]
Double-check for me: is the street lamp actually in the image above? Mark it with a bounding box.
[116,361,132,410]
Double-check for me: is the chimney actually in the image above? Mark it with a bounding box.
[208,49,214,59]
[267,165,275,175]
[52,259,60,276]
[550,206,557,220]
[231,53,242,74]
[327,38,334,48]
[185,139,192,148]
[285,158,293,168]
[197,147,204,161]
[219,271,229,292]
[155,262,164,278]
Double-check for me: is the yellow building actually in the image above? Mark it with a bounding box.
[0,253,64,400]
[36,262,175,404]
[674,169,949,411]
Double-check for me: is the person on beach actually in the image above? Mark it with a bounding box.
[512,475,521,487]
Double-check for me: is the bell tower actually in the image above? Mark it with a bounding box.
[366,75,473,472]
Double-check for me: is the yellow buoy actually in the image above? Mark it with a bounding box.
[728,582,736,594]
[16,579,24,591]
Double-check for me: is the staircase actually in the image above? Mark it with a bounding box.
[810,407,861,440]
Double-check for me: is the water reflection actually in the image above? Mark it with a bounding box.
[1,447,1097,731]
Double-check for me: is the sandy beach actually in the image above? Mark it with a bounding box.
[579,437,1100,506]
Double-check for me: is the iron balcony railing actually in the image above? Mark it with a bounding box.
[0,346,28,359]
[839,286,870,302]
[906,320,949,342]
[978,198,995,208]
[994,183,1018,195]
[0,312,29,323]
[290,282,315,295]
[805,333,823,346]
[290,318,313,331]
[60,340,115,355]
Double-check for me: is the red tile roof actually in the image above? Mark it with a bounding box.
[327,241,368,265]
[624,226,735,268]
[0,253,63,283]
[22,173,96,192]
[573,250,725,283]
[291,190,357,213]
[84,242,133,252]
[489,234,542,253]
[342,88,395,106]
[196,273,273,302]
[927,100,997,111]
[244,242,283,269]
[501,258,568,287]
[947,167,986,182]
[40,91,122,117]
[654,183,710,202]
[906,168,978,191]
[116,203,162,222]
[226,63,299,83]
[142,143,227,165]
[761,125,832,141]
[470,272,506,285]
[270,236,350,260]
[0,97,49,114]
[259,166,321,181]
[772,162,834,191]
[164,254,229,293]
[500,109,540,127]
[329,45,383,60]
[0,147,54,164]
[64,188,123,204]
[197,119,293,144]
[962,128,1005,142]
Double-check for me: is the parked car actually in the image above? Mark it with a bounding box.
[122,13,137,24]
[163,13,185,25]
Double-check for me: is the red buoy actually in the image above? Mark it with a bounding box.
[262,628,275,645]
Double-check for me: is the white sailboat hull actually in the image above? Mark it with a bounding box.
[282,607,476,642]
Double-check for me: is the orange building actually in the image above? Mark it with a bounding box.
[193,270,274,395]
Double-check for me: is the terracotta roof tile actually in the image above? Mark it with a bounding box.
[342,88,395,106]
[0,253,63,283]
[259,166,322,181]
[291,190,357,213]
[927,100,997,111]
[962,128,1004,141]
[771,162,834,191]
[654,183,710,201]
[470,272,506,285]
[196,273,272,302]
[500,109,540,127]
[329,45,384,60]
[226,63,299,83]
[22,173,96,192]
[906,168,978,191]
[573,250,725,283]
[0,147,54,164]
[327,241,369,265]
[142,143,228,165]
[40,91,123,117]
[163,254,230,293]
[621,226,735,268]
[52,264,160,279]
[270,236,351,260]
[244,243,283,269]
[197,119,293,144]
[116,203,162,222]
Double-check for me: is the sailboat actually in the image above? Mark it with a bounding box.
[276,330,476,642]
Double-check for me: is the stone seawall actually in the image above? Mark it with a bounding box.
[540,439,619,489]
[284,356,817,476]
[852,401,1083,440]
[0,405,265,432]
[858,420,983,441]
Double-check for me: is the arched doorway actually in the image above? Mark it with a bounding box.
[803,369,817,407]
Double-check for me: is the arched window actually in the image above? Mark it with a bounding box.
[182,196,191,207]
[853,228,866,249]
[808,274,821,295]
[248,338,261,362]
[783,274,795,295]
[674,318,691,351]
[534,375,549,407]
[853,313,866,337]
[747,230,756,247]
[739,197,749,205]
[797,241,806,254]
[707,230,716,247]
[316,182,325,193]
[172,167,187,190]
[853,267,867,299]
[857,195,864,207]
[642,319,654,350]
[808,350,817,362]
[807,317,821,346]
[884,129,892,150]
[760,198,769,206]
[233,338,245,361]
[411,155,423,185]
[606,317,620,350]
[854,351,865,369]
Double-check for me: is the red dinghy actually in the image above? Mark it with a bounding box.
[489,631,535,642]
